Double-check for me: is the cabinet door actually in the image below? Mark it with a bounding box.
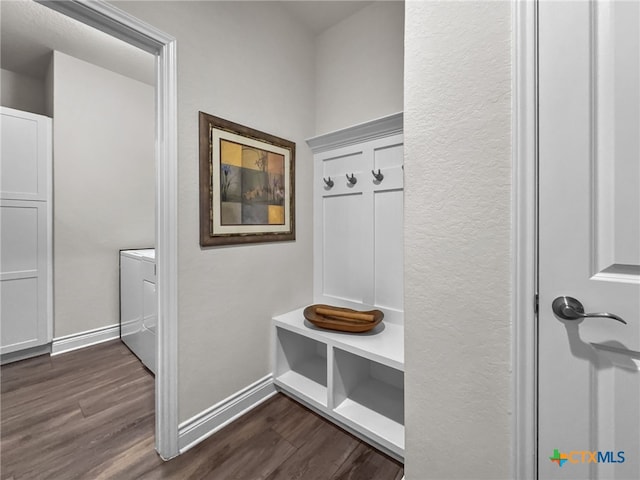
[0,201,49,353]
[0,108,52,355]
[1,107,50,201]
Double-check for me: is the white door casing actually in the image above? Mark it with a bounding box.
[36,0,179,460]
[538,1,640,479]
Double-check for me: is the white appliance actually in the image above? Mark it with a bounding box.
[120,249,156,373]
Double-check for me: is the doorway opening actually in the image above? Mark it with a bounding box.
[36,0,179,460]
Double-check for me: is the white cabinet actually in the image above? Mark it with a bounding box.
[273,113,405,460]
[0,107,52,358]
[120,249,156,373]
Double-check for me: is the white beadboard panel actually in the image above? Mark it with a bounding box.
[322,193,366,303]
[322,150,365,180]
[374,189,404,313]
[312,127,404,321]
[373,142,403,170]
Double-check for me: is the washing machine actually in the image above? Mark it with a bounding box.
[120,249,156,374]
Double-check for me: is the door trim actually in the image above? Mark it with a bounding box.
[511,0,538,478]
[37,0,179,460]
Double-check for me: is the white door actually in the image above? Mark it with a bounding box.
[0,107,52,355]
[538,1,640,479]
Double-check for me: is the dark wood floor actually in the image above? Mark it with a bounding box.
[1,340,403,479]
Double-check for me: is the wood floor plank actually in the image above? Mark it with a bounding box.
[187,428,297,480]
[264,418,361,480]
[269,395,327,448]
[332,442,405,480]
[78,373,154,418]
[91,435,163,480]
[0,354,52,392]
[1,341,404,480]
[136,396,297,480]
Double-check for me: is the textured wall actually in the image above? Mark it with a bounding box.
[52,51,155,338]
[315,1,404,135]
[115,1,316,422]
[403,1,512,478]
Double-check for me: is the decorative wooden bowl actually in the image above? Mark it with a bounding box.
[303,304,383,333]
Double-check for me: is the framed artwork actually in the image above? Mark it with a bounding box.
[199,112,295,246]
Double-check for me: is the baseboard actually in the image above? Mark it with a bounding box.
[51,324,120,356]
[1,344,51,365]
[178,374,276,453]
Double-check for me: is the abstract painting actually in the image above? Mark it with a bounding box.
[199,112,295,246]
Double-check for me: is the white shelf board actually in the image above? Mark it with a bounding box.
[274,364,327,408]
[334,377,405,452]
[273,308,404,371]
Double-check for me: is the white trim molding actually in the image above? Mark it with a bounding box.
[178,375,277,454]
[51,324,120,356]
[38,0,180,461]
[511,0,538,479]
[1,344,51,365]
[306,112,403,153]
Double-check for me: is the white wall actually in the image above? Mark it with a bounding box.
[52,51,155,338]
[404,1,512,479]
[115,1,316,422]
[315,1,404,135]
[0,68,47,116]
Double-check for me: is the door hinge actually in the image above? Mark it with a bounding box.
[534,293,539,314]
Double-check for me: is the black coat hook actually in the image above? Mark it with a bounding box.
[323,177,334,188]
[346,173,357,185]
[371,169,384,182]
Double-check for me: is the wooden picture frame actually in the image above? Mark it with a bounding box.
[199,112,295,246]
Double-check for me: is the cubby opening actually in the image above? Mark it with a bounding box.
[332,347,404,451]
[274,327,328,407]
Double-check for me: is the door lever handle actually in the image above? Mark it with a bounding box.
[552,296,627,324]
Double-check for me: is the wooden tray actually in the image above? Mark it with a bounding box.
[303,304,383,333]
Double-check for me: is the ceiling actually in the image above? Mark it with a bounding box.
[0,0,155,85]
[1,1,373,86]
[280,1,373,35]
